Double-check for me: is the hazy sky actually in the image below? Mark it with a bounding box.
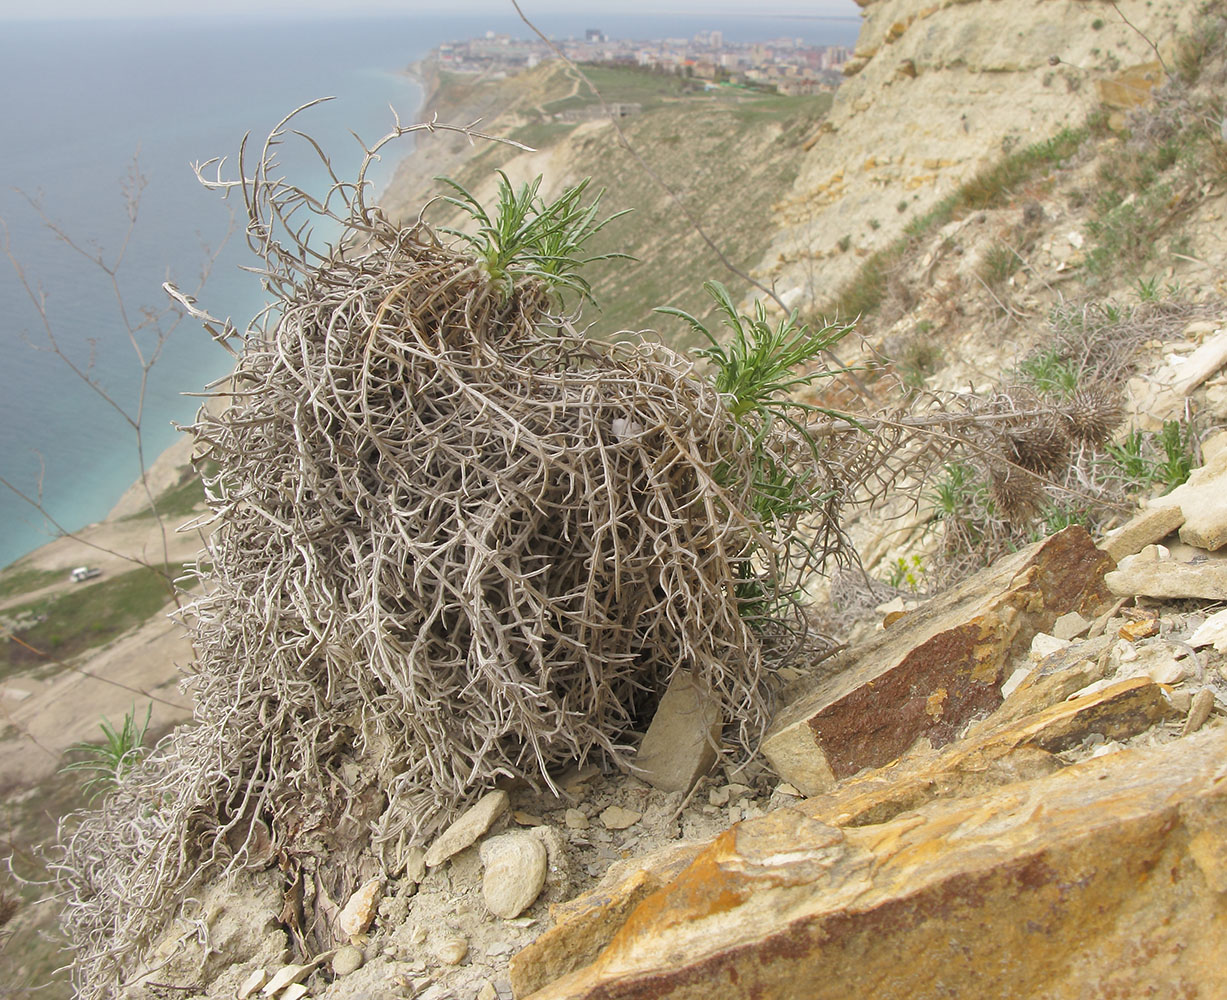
[0,0,863,20]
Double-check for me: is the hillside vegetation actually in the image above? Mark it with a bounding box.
[383,62,833,339]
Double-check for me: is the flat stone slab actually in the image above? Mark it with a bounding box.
[629,669,722,793]
[1098,503,1185,562]
[1105,544,1227,600]
[424,790,509,868]
[517,725,1227,1000]
[762,527,1113,795]
[1151,445,1227,551]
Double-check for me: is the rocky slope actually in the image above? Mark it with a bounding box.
[761,0,1200,311]
[3,2,1227,998]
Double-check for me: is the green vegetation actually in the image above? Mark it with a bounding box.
[1105,419,1197,493]
[978,243,1017,289]
[657,280,853,617]
[0,564,184,681]
[61,703,152,802]
[828,128,1085,318]
[1014,345,1080,399]
[0,565,62,599]
[886,554,926,592]
[437,171,630,303]
[541,63,695,113]
[509,120,578,149]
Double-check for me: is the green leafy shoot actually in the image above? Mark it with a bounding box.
[62,703,152,802]
[1015,346,1079,399]
[436,171,632,304]
[1154,418,1195,490]
[657,280,853,436]
[928,462,976,520]
[657,282,853,625]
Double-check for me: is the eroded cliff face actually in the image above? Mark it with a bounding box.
[760,0,1197,308]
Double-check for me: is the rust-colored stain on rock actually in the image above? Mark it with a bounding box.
[807,618,1006,778]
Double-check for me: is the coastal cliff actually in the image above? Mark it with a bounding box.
[761,0,1200,309]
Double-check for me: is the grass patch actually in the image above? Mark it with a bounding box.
[825,128,1086,320]
[542,64,694,113]
[0,564,185,682]
[0,566,62,600]
[509,120,578,149]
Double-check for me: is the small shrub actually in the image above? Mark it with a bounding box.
[837,234,852,252]
[1016,346,1080,398]
[978,243,1016,288]
[1135,276,1161,302]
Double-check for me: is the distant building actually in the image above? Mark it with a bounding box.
[585,28,606,43]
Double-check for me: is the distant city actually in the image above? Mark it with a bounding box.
[432,28,852,97]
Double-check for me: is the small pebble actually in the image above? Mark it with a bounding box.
[332,945,364,977]
[237,968,268,1000]
[436,936,468,966]
[564,808,589,830]
[402,847,427,884]
[1182,688,1215,736]
[477,983,499,1000]
[481,832,548,919]
[338,877,383,937]
[600,805,641,830]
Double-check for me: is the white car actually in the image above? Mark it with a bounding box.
[69,567,102,583]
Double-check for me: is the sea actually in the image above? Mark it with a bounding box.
[0,9,860,570]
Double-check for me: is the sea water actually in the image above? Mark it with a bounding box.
[0,10,858,569]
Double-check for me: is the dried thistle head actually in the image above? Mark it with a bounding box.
[1063,383,1125,445]
[989,463,1044,519]
[1004,420,1071,474]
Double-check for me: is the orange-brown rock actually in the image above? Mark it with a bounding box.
[519,725,1227,1000]
[510,841,704,998]
[762,527,1113,795]
[804,675,1177,829]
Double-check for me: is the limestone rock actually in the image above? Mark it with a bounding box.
[480,832,548,919]
[435,936,468,966]
[331,945,364,977]
[517,726,1227,1000]
[1099,503,1185,562]
[1151,445,1227,550]
[424,790,509,868]
[237,968,268,999]
[261,963,312,995]
[1050,611,1090,641]
[762,527,1113,795]
[630,669,722,793]
[1106,544,1227,600]
[337,877,383,938]
[1182,688,1215,736]
[982,634,1113,728]
[756,0,1201,308]
[599,805,641,830]
[510,841,704,998]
